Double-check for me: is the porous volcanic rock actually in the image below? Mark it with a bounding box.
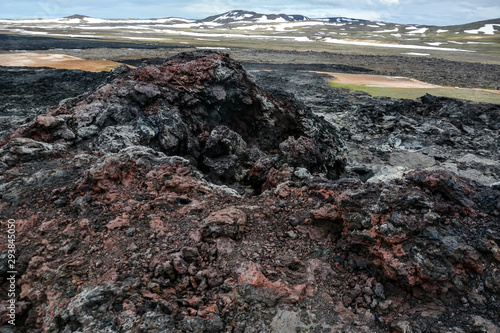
[2,51,346,192]
[0,52,499,332]
[0,65,125,142]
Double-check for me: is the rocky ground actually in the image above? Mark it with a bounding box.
[0,50,499,333]
[248,68,500,186]
[0,34,184,51]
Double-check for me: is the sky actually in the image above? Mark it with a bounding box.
[1,0,500,26]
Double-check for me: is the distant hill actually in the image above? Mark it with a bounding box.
[317,17,368,23]
[439,18,500,35]
[198,10,370,24]
[199,10,310,23]
[63,14,90,19]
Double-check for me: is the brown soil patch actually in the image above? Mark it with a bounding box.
[311,71,441,88]
[0,52,125,72]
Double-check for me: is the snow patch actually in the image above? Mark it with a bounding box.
[121,37,166,41]
[167,23,199,28]
[293,36,312,42]
[467,41,493,44]
[50,34,105,38]
[233,14,253,20]
[82,18,108,23]
[407,28,428,35]
[71,25,152,30]
[374,28,399,33]
[403,52,430,56]
[195,38,221,41]
[322,38,473,52]
[196,47,229,49]
[464,24,500,35]
[20,31,48,35]
[255,15,287,23]
[233,21,325,32]
[148,28,314,41]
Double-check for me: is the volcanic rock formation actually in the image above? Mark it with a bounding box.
[0,52,499,332]
[1,51,346,193]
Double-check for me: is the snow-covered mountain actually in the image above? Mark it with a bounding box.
[199,10,310,23]
[198,10,365,24]
[318,17,367,23]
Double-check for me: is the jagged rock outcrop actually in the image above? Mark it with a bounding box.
[2,51,346,192]
[0,65,124,142]
[338,170,500,295]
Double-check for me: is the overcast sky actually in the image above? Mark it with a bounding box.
[2,0,500,25]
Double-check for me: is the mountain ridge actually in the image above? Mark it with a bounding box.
[198,9,366,24]
[3,11,499,29]
[199,10,309,23]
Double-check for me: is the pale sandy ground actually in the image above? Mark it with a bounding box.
[312,71,442,88]
[0,52,124,71]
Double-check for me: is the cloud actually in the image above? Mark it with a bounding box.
[379,0,399,5]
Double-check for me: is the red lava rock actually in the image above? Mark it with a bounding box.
[262,167,293,191]
[201,206,247,240]
[237,261,308,305]
[197,303,218,318]
[106,214,130,230]
[311,204,339,221]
